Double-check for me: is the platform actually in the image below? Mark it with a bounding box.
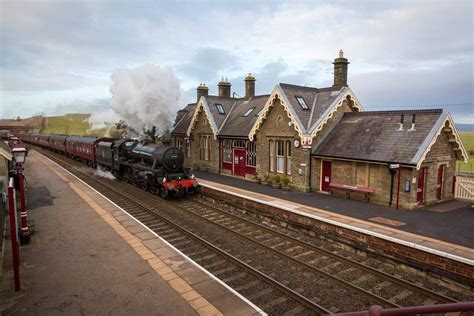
[196,171,474,283]
[1,151,262,315]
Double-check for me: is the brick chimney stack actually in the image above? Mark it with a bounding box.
[196,83,209,102]
[218,77,231,98]
[332,49,349,89]
[244,73,256,98]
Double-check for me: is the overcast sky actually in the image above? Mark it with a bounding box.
[1,0,473,123]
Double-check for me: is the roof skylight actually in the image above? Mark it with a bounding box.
[243,108,255,117]
[215,103,225,114]
[295,96,309,110]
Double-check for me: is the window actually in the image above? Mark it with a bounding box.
[185,139,191,158]
[256,109,263,117]
[286,141,292,175]
[243,108,255,117]
[276,140,285,173]
[233,140,245,148]
[246,141,256,167]
[200,135,211,161]
[215,103,225,114]
[176,139,183,151]
[223,139,232,163]
[269,140,274,172]
[295,96,309,110]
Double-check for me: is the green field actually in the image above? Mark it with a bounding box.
[40,113,110,137]
[457,132,474,173]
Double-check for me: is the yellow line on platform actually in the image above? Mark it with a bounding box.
[39,156,222,316]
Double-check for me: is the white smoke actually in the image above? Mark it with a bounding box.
[94,168,116,180]
[89,64,188,135]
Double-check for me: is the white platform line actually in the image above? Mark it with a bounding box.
[200,183,474,266]
[38,153,267,316]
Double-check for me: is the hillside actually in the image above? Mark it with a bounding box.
[41,113,95,135]
[458,132,474,173]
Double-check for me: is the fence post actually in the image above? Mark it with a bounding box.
[8,178,21,291]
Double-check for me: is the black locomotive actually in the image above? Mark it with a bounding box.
[96,139,198,198]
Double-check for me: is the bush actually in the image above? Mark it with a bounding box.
[268,174,274,183]
[253,172,259,179]
[282,176,289,185]
[274,175,281,183]
[263,174,269,182]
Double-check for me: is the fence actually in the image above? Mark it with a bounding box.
[454,174,474,201]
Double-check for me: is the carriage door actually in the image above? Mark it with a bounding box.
[417,167,427,204]
[436,164,445,200]
[233,148,246,177]
[321,161,332,192]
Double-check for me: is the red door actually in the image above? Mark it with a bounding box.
[233,149,246,177]
[436,164,445,200]
[417,167,427,204]
[321,161,331,192]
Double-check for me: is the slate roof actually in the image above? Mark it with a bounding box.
[205,96,235,130]
[312,109,445,165]
[279,83,343,132]
[219,95,270,137]
[172,103,196,135]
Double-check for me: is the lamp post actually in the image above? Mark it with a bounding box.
[12,144,32,245]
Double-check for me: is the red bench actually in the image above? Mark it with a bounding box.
[329,182,374,203]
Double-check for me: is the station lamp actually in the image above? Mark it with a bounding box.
[12,144,28,164]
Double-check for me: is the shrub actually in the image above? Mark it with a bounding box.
[253,172,259,179]
[263,174,269,182]
[268,174,274,183]
[274,175,281,183]
[282,176,289,185]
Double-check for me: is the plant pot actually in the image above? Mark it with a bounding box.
[282,185,291,190]
[261,181,268,185]
[272,183,281,189]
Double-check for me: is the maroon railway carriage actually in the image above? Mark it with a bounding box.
[65,136,108,166]
[35,134,50,148]
[48,135,68,153]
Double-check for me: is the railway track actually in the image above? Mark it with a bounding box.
[34,148,469,314]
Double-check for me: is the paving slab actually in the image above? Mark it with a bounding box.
[0,151,262,316]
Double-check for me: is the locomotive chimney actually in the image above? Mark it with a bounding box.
[196,83,209,102]
[218,77,231,98]
[332,49,349,90]
[244,73,256,98]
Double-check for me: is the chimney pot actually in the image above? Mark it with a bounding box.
[244,73,256,98]
[218,77,231,98]
[196,83,209,102]
[409,114,416,131]
[399,114,405,131]
[332,50,349,89]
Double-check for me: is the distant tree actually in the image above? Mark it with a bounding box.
[16,116,21,121]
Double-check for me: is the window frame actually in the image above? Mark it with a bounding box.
[246,141,256,167]
[223,139,232,163]
[243,107,255,117]
[286,140,292,175]
[276,140,285,173]
[269,140,274,172]
[185,139,191,158]
[295,96,309,110]
[215,103,225,114]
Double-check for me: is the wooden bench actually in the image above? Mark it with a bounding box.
[329,182,374,203]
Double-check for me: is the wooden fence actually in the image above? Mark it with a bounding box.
[455,174,474,201]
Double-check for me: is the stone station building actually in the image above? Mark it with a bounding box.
[171,51,468,209]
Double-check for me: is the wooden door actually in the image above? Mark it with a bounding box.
[233,148,246,177]
[436,164,445,200]
[417,167,427,204]
[321,161,332,192]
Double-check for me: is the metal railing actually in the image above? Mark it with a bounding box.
[332,302,474,316]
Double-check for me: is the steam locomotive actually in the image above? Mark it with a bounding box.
[17,133,198,198]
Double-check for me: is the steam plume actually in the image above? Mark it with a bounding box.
[89,64,188,135]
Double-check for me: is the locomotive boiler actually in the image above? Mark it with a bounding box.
[96,139,198,198]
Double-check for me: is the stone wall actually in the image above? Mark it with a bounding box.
[255,98,310,191]
[420,131,456,204]
[188,110,220,173]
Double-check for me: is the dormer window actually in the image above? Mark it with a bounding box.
[295,96,309,110]
[243,107,255,117]
[256,109,263,116]
[216,103,225,114]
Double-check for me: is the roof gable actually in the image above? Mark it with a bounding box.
[186,97,219,139]
[312,109,468,166]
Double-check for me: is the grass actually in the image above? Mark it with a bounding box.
[457,132,474,173]
[39,113,115,137]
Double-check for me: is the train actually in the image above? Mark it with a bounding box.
[17,133,199,198]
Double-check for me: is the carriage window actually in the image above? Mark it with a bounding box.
[223,139,232,163]
[246,141,256,167]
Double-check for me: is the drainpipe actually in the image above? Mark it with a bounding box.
[388,164,397,206]
[308,149,312,191]
[396,163,401,210]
